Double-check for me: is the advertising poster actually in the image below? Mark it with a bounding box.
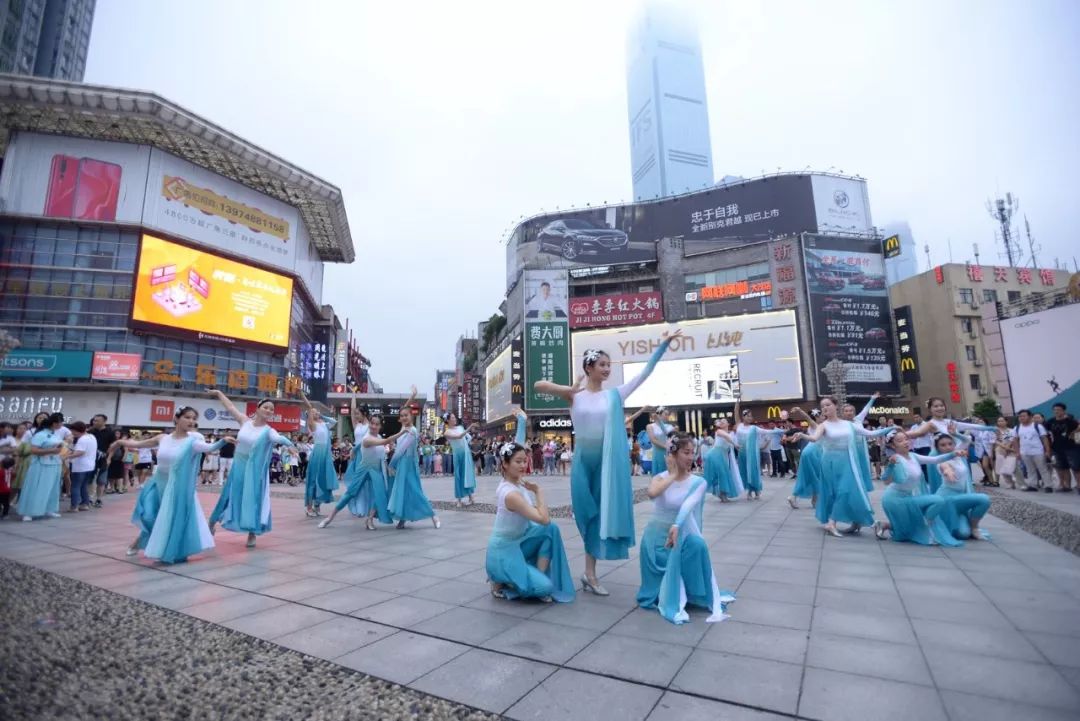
[0,349,93,379]
[130,234,294,353]
[802,234,899,395]
[571,310,802,404]
[523,270,571,411]
[91,352,143,381]
[569,291,663,329]
[297,330,331,404]
[484,348,513,423]
[810,175,873,234]
[893,306,921,384]
[244,401,302,432]
[1000,303,1080,415]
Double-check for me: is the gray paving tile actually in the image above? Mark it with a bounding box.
[735,578,816,606]
[912,618,1043,661]
[807,631,932,686]
[671,648,801,714]
[221,603,337,639]
[814,587,904,614]
[273,616,396,659]
[336,631,469,685]
[818,570,896,594]
[925,646,1080,710]
[360,570,443,594]
[178,591,286,623]
[367,554,439,572]
[354,596,454,627]
[646,691,791,721]
[896,579,983,602]
[567,634,692,686]
[902,597,1012,628]
[889,565,973,584]
[260,576,350,602]
[940,689,1080,721]
[745,565,818,586]
[506,668,662,721]
[223,569,305,592]
[728,597,812,631]
[411,559,479,579]
[483,618,601,664]
[998,606,1080,637]
[984,588,1077,612]
[1024,630,1080,669]
[411,648,555,715]
[799,667,947,721]
[812,607,916,644]
[698,620,808,664]
[132,581,244,611]
[326,563,398,585]
[410,606,523,645]
[607,607,712,646]
[465,591,549,619]
[530,598,631,632]
[409,578,490,606]
[300,585,398,614]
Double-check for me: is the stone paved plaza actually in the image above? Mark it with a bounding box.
[2,475,1079,720]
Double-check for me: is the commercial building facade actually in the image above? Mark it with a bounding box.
[0,0,94,81]
[0,75,355,431]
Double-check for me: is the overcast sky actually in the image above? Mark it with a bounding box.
[85,0,1080,392]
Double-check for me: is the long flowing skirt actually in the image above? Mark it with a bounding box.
[211,453,272,535]
[144,474,214,563]
[452,444,476,499]
[486,523,575,602]
[704,448,742,498]
[652,450,668,475]
[792,443,822,499]
[637,520,733,624]
[338,461,392,524]
[305,442,337,506]
[816,448,874,526]
[16,459,61,518]
[387,457,435,522]
[936,489,991,541]
[880,487,959,546]
[737,447,763,493]
[570,441,632,561]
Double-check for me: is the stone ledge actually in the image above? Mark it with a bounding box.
[985,487,1080,556]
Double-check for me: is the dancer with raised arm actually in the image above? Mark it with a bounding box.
[646,408,677,475]
[638,433,735,624]
[906,397,995,492]
[873,429,959,546]
[486,441,574,603]
[15,413,67,522]
[300,391,338,518]
[734,402,786,500]
[804,397,892,537]
[787,407,821,509]
[444,408,479,507]
[319,412,405,530]
[111,406,233,561]
[703,418,742,502]
[933,431,991,542]
[387,405,441,530]
[207,390,294,548]
[534,329,680,596]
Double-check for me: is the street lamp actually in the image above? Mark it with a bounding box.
[823,358,849,406]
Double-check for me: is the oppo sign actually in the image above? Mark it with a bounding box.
[538,418,573,429]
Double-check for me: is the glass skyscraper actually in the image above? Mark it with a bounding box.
[0,0,95,82]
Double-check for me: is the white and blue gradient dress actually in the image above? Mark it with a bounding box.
[935,436,991,543]
[792,441,822,499]
[15,429,62,518]
[485,480,575,602]
[387,427,436,522]
[735,424,785,494]
[648,420,676,475]
[815,421,891,526]
[138,432,225,563]
[446,425,477,500]
[637,473,735,624]
[209,421,294,536]
[339,435,392,524]
[569,338,673,561]
[923,419,996,492]
[304,418,338,508]
[880,452,958,546]
[704,435,743,499]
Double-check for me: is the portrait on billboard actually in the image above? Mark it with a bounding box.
[523,271,568,321]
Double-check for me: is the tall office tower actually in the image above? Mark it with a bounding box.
[626,0,714,201]
[883,220,919,286]
[0,0,94,81]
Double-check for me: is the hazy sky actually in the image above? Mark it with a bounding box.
[85,0,1080,391]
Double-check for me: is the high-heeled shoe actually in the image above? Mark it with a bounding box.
[432,517,442,529]
[318,518,331,529]
[873,520,887,540]
[365,517,376,531]
[787,496,798,509]
[580,574,610,596]
[824,526,843,538]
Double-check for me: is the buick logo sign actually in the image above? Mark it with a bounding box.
[833,190,850,209]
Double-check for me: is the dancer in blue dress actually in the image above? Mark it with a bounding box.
[16,413,67,522]
[444,410,479,506]
[906,397,996,492]
[486,441,575,603]
[207,390,295,548]
[646,408,676,475]
[734,402,786,500]
[534,329,679,596]
[638,433,736,624]
[300,391,338,518]
[843,393,881,493]
[703,418,742,502]
[933,431,991,541]
[387,406,441,529]
[110,406,233,561]
[787,407,821,509]
[804,397,892,537]
[873,429,959,546]
[319,413,405,530]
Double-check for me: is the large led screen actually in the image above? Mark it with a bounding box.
[130,233,294,352]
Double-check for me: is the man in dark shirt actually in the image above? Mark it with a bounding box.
[89,414,115,507]
[218,431,236,485]
[1046,403,1079,492]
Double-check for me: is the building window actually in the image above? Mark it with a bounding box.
[1007,290,1021,303]
[960,318,973,333]
[684,262,770,292]
[969,374,981,390]
[958,288,974,305]
[965,345,977,361]
[982,289,998,303]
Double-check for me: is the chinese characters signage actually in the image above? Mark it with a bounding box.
[298,333,330,403]
[568,291,663,329]
[524,271,571,411]
[699,281,772,302]
[946,362,961,403]
[768,239,800,308]
[91,352,142,381]
[893,306,921,384]
[803,235,899,395]
[960,264,1057,286]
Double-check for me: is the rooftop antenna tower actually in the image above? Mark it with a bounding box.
[1024,215,1041,269]
[923,243,932,271]
[973,242,981,266]
[986,193,1021,267]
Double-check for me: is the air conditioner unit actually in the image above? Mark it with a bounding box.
[685,291,699,302]
[973,359,982,367]
[969,301,979,310]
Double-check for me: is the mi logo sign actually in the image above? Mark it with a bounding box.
[882,234,901,259]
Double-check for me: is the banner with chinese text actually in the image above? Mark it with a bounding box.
[568,291,663,329]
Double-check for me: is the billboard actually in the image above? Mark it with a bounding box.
[893,306,921,384]
[524,270,571,411]
[810,175,873,234]
[569,291,663,329]
[130,233,294,353]
[485,345,514,422]
[297,333,331,404]
[0,349,93,379]
[571,310,802,405]
[802,234,899,395]
[1000,303,1080,415]
[91,353,143,381]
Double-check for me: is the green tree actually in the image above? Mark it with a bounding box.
[972,397,1002,421]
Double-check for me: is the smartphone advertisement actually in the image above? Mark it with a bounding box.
[130,234,294,353]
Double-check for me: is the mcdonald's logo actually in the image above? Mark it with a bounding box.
[882,234,901,259]
[900,358,916,371]
[766,405,782,419]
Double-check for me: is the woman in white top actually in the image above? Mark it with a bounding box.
[646,408,677,475]
[874,430,958,546]
[300,391,339,517]
[992,416,1019,488]
[905,397,995,492]
[486,441,574,603]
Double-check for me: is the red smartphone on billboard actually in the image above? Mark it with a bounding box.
[44,154,79,217]
[73,158,122,221]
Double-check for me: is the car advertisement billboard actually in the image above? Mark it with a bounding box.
[571,310,802,406]
[1000,303,1080,416]
[130,233,294,353]
[569,291,663,329]
[802,234,899,395]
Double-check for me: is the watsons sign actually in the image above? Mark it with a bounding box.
[0,349,93,379]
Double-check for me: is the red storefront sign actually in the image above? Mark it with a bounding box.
[245,401,302,432]
[568,291,663,329]
[149,399,175,423]
[91,352,143,381]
